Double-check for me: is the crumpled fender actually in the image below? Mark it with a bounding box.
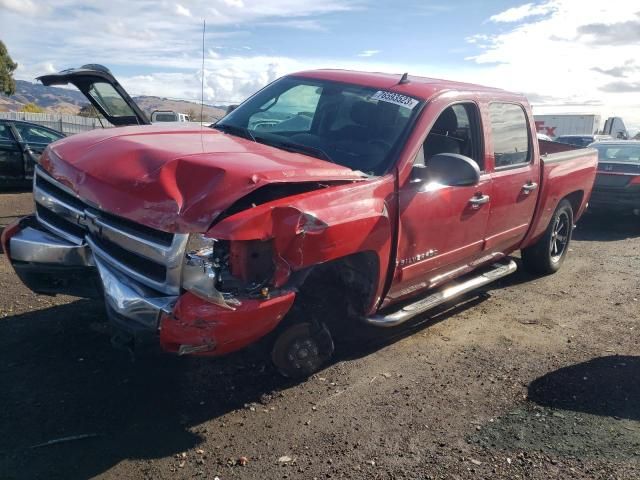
[207,176,396,306]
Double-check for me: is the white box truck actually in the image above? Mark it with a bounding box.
[534,114,601,138]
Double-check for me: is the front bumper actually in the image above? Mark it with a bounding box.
[5,217,178,333]
[4,216,295,355]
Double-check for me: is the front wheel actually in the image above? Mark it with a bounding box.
[271,322,334,379]
[522,199,574,275]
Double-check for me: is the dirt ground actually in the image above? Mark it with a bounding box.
[0,191,639,480]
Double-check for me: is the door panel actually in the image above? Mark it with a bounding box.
[385,101,491,304]
[485,166,538,250]
[485,103,539,252]
[0,124,24,180]
[388,176,493,301]
[12,123,64,179]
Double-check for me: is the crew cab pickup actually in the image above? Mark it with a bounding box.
[2,65,598,377]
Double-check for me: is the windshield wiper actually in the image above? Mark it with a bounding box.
[257,138,335,164]
[212,123,256,142]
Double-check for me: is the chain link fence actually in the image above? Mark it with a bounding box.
[0,111,111,135]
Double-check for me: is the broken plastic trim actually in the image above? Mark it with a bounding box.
[181,234,241,310]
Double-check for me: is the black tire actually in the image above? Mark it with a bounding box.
[271,322,334,379]
[522,199,574,275]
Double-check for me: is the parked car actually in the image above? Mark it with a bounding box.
[588,140,640,214]
[536,132,553,142]
[555,134,612,147]
[2,65,598,378]
[0,119,65,186]
[150,110,191,123]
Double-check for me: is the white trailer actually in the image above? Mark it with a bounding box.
[534,114,601,138]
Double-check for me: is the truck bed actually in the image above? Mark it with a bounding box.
[521,141,598,249]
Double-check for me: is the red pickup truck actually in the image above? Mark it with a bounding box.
[2,65,598,377]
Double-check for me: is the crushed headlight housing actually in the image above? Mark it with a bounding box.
[182,234,240,310]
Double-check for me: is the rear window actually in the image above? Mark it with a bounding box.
[594,145,640,164]
[87,82,136,117]
[489,103,530,168]
[153,113,178,122]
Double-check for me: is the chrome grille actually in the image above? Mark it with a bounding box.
[33,167,188,295]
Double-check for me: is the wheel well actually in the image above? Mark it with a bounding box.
[563,190,584,216]
[288,251,380,329]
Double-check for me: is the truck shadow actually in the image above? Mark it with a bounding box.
[0,300,290,479]
[528,355,640,421]
[469,356,640,459]
[0,292,494,479]
[573,211,640,241]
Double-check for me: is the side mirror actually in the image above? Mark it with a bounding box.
[422,153,480,187]
[410,164,430,183]
[225,104,238,115]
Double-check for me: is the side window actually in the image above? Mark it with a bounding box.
[248,84,321,133]
[13,124,63,144]
[489,103,530,168]
[420,102,483,170]
[0,124,17,142]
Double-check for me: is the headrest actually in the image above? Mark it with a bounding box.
[350,101,377,126]
[432,107,458,133]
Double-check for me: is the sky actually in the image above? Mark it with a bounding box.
[1,0,639,133]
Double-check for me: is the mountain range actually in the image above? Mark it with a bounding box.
[0,80,227,121]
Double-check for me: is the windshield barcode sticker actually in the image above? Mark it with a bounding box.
[370,91,419,109]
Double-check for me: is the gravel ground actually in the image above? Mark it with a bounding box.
[0,191,639,480]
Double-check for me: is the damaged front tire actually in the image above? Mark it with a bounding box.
[271,322,334,379]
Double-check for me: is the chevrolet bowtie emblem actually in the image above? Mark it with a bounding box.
[78,212,102,236]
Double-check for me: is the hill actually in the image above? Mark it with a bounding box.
[0,80,226,121]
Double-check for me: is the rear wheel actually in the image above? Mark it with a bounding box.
[522,199,573,275]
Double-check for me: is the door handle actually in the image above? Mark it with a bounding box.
[469,194,490,209]
[522,181,538,194]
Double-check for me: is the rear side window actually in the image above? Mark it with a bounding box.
[0,124,16,142]
[489,103,530,168]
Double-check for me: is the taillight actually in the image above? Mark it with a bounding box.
[629,176,640,185]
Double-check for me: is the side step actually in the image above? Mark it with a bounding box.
[365,259,517,328]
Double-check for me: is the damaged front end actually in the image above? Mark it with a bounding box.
[5,152,392,364]
[3,167,300,357]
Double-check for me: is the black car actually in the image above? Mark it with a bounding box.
[589,140,640,214]
[554,134,612,148]
[0,119,65,186]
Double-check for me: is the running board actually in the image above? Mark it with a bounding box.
[365,260,517,328]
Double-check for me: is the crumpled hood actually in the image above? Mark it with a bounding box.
[42,125,365,232]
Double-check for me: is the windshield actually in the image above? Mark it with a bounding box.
[214,76,422,174]
[594,144,640,164]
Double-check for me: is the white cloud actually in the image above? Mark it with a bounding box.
[2,0,639,135]
[469,0,640,133]
[489,1,556,23]
[221,0,244,7]
[175,4,192,17]
[0,0,40,15]
[259,19,327,31]
[357,50,380,57]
